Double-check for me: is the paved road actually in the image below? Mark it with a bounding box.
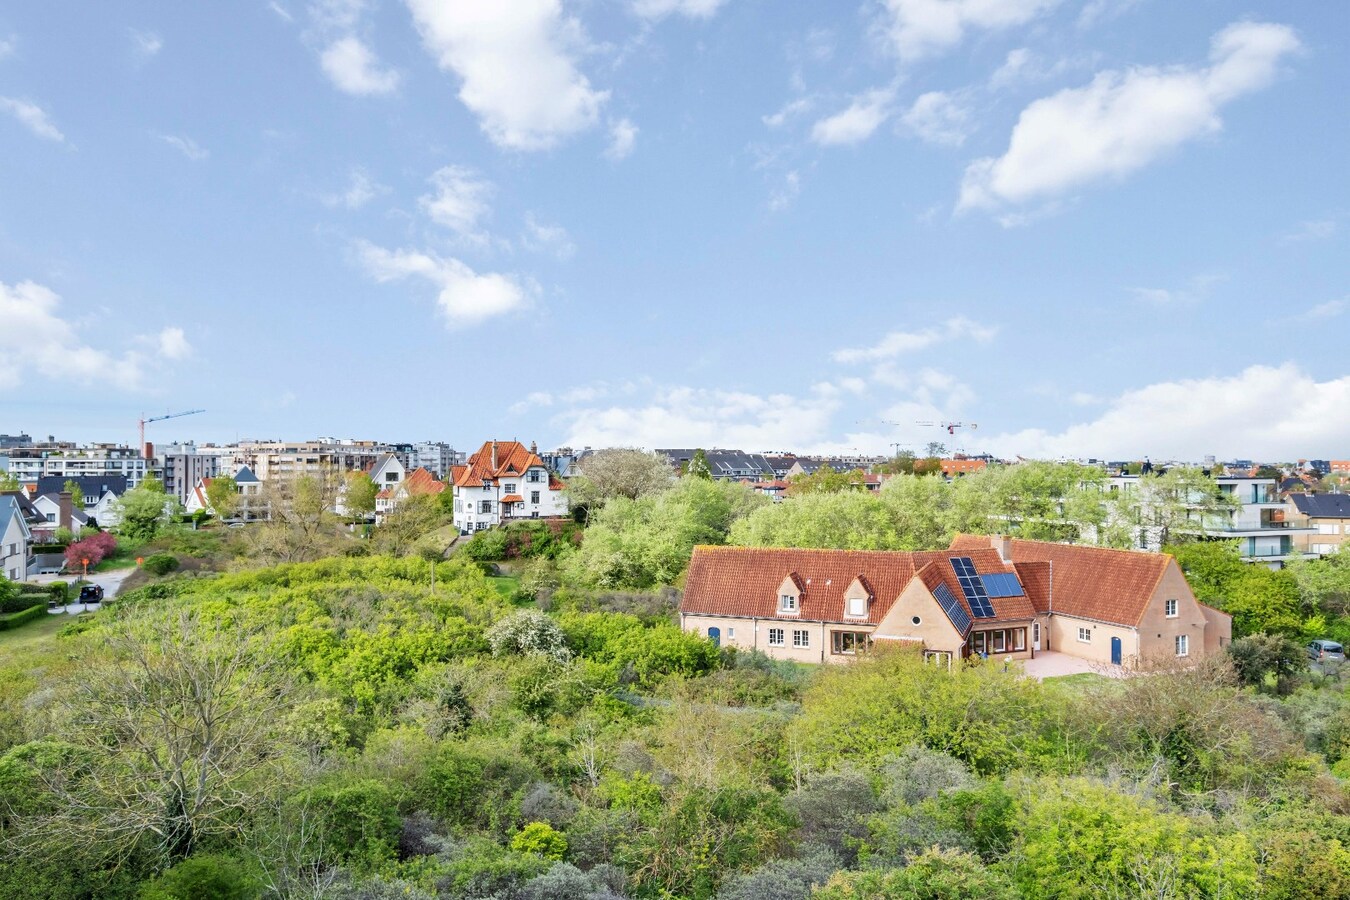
[42,567,136,615]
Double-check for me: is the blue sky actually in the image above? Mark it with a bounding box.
[1,0,1346,462]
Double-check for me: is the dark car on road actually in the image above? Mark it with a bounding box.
[78,584,104,603]
[1308,640,1345,663]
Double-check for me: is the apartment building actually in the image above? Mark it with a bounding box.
[1286,493,1350,556]
[411,442,465,480]
[0,444,149,489]
[219,440,387,482]
[154,442,222,505]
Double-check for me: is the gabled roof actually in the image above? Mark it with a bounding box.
[682,545,1036,627]
[35,475,127,498]
[1290,493,1350,518]
[0,494,33,542]
[453,440,552,488]
[951,534,1176,627]
[402,467,446,496]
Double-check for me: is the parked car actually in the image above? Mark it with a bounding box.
[79,584,104,603]
[1307,639,1345,662]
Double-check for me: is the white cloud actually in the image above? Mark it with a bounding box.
[834,316,997,364]
[522,213,576,260]
[310,0,368,32]
[0,280,179,391]
[156,327,192,360]
[269,3,295,23]
[0,36,14,59]
[1128,273,1224,307]
[406,0,608,151]
[354,240,532,327]
[810,88,894,146]
[632,0,728,20]
[1280,219,1336,244]
[322,168,386,209]
[983,363,1350,460]
[158,133,209,160]
[876,0,1060,63]
[762,96,813,128]
[1078,0,1144,30]
[418,165,493,242]
[1299,299,1345,320]
[130,29,162,58]
[0,97,64,142]
[960,21,1301,213]
[321,36,400,95]
[901,90,973,146]
[768,170,801,212]
[605,118,638,160]
[556,382,846,452]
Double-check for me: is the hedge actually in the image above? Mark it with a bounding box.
[0,603,48,631]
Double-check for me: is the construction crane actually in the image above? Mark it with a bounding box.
[139,409,205,456]
[916,421,978,435]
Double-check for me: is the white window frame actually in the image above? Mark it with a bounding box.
[779,594,798,613]
[1165,598,1178,618]
[1175,634,1189,657]
[727,627,735,640]
[1077,627,1092,643]
[846,596,867,617]
[792,629,810,648]
[767,627,785,647]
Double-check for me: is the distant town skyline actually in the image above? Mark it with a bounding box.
[1,2,1346,461]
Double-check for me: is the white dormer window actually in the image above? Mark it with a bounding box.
[780,594,797,613]
[847,596,867,617]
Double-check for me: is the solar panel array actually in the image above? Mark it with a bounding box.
[950,557,996,618]
[932,582,973,634]
[980,573,1024,598]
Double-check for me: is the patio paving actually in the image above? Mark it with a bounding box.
[1020,650,1128,680]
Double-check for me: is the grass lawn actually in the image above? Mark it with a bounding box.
[487,575,534,606]
[0,610,76,652]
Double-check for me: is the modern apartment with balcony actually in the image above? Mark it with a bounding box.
[1212,476,1317,567]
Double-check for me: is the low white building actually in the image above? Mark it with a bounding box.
[451,440,568,534]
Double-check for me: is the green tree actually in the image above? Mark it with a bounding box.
[1228,633,1307,688]
[204,474,239,520]
[61,478,83,503]
[688,449,713,480]
[0,470,20,491]
[1125,467,1238,546]
[511,822,568,860]
[113,477,180,542]
[564,448,673,522]
[343,471,377,527]
[788,466,869,495]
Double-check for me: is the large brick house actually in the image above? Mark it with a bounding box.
[451,440,567,534]
[679,535,1231,669]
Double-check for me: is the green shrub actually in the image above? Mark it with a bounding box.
[138,854,254,900]
[0,593,47,614]
[142,553,180,577]
[0,604,47,631]
[47,581,69,603]
[292,779,402,870]
[511,821,568,860]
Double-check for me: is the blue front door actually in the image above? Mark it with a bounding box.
[1110,636,1122,666]
[707,626,721,648]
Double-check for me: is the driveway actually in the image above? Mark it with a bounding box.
[42,567,136,615]
[1021,650,1128,681]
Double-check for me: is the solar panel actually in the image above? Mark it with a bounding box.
[933,582,972,634]
[981,573,1023,598]
[950,557,996,618]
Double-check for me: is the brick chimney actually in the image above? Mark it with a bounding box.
[491,440,498,470]
[993,534,1013,563]
[144,441,154,460]
[58,491,73,532]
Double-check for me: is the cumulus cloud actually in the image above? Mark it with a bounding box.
[406,0,608,151]
[982,363,1350,460]
[418,165,493,240]
[158,133,209,160]
[156,327,192,360]
[833,316,997,364]
[876,0,1060,63]
[522,213,576,260]
[810,88,895,146]
[0,97,64,142]
[762,96,813,128]
[321,35,400,95]
[0,280,184,390]
[959,21,1301,213]
[354,240,532,327]
[605,118,638,160]
[322,168,386,209]
[901,90,973,146]
[632,0,728,20]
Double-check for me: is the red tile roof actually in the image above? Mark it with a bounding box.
[500,494,523,503]
[950,534,1178,627]
[453,440,551,488]
[681,545,1036,629]
[403,467,446,496]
